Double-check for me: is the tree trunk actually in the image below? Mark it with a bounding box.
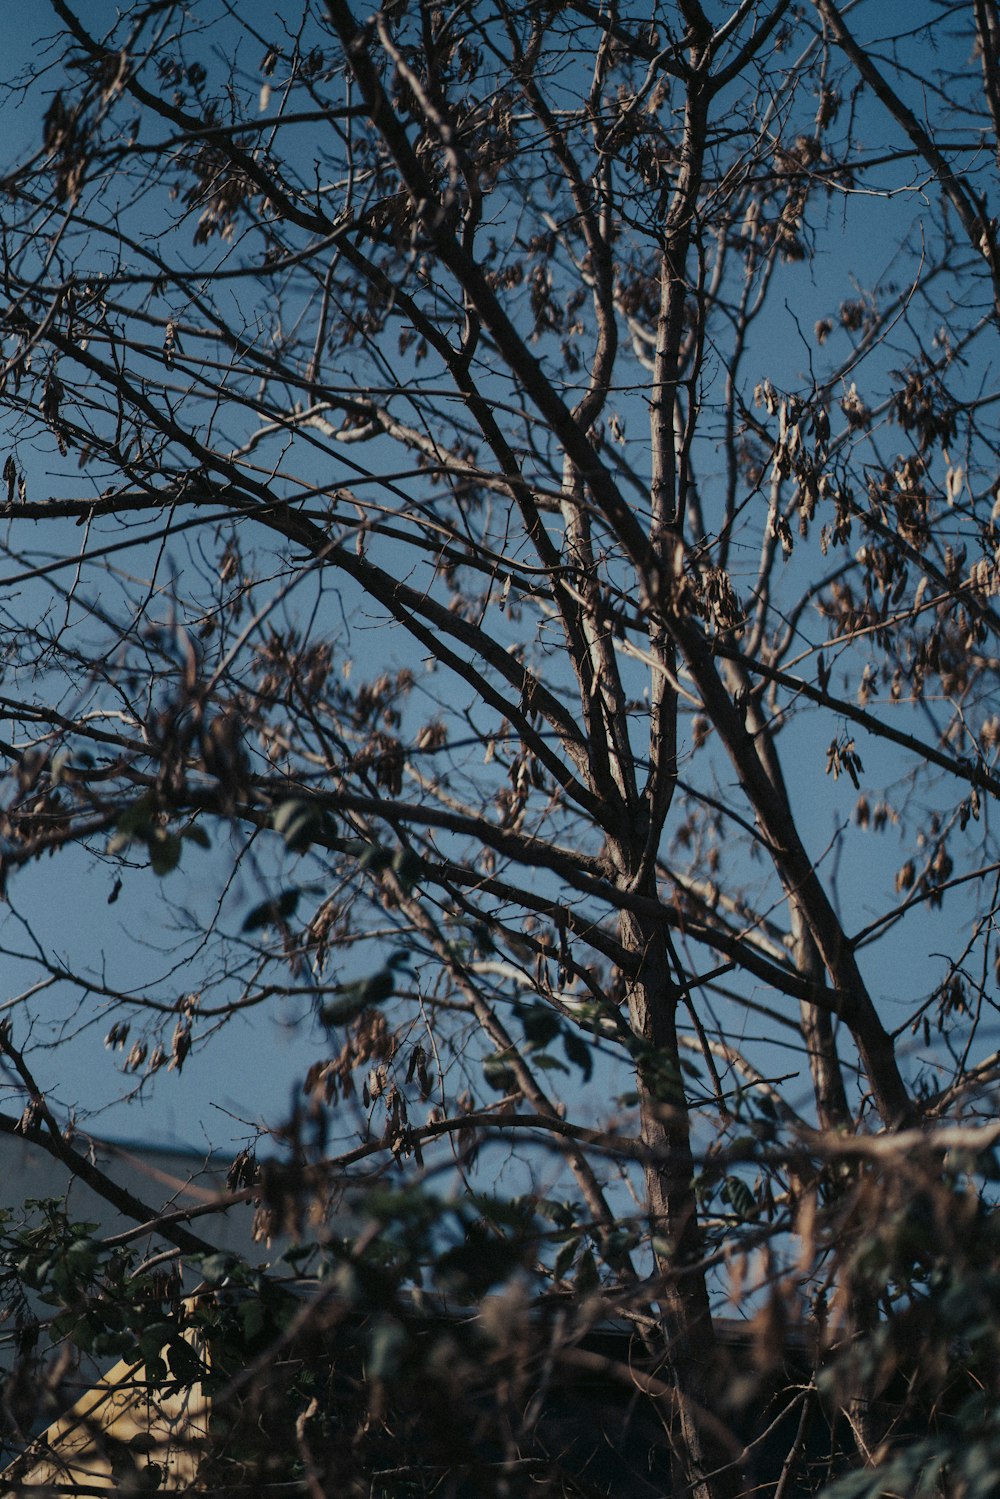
[622,904,740,1499]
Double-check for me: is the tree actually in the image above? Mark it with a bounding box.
[2,0,1000,1494]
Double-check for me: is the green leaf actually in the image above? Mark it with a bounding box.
[192,1253,237,1284]
[181,822,211,849]
[482,1049,519,1092]
[562,1027,594,1082]
[320,968,395,1026]
[357,843,393,873]
[148,831,182,877]
[320,994,366,1028]
[434,1228,525,1297]
[575,1248,599,1294]
[342,968,395,1006]
[165,1336,204,1383]
[391,846,424,891]
[720,1176,756,1221]
[553,1236,580,1281]
[516,1002,561,1051]
[115,794,156,837]
[534,1198,578,1229]
[272,799,324,853]
[242,888,300,932]
[531,1052,569,1074]
[138,1321,174,1363]
[468,1193,535,1231]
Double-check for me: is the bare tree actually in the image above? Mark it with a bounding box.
[2,1,1000,1494]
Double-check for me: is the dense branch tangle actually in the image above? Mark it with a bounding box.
[2,3,1000,1496]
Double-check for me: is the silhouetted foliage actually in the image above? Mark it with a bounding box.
[3,1,1000,1494]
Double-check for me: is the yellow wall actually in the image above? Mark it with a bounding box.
[2,1348,209,1494]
